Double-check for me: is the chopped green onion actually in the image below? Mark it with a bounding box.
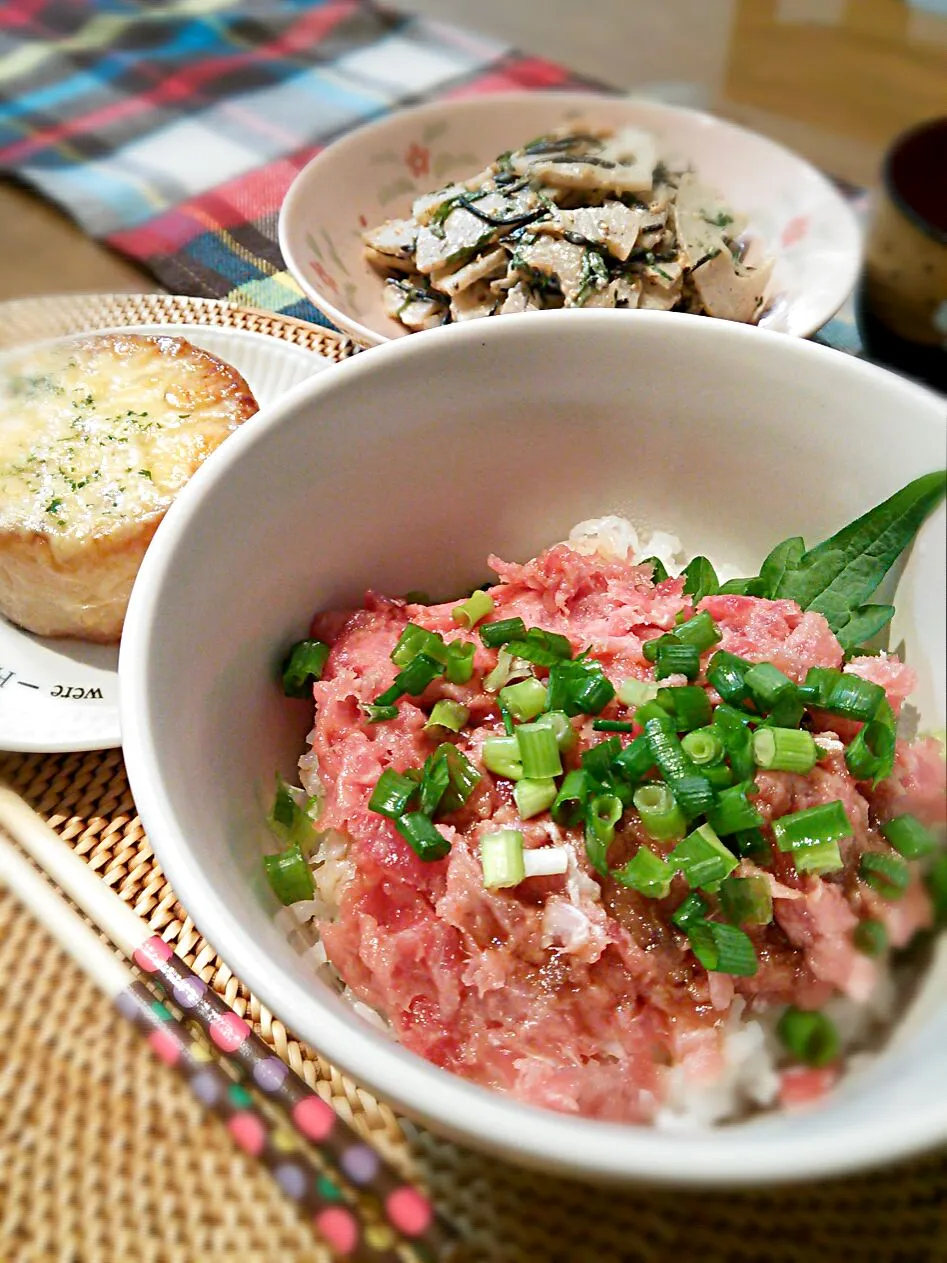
[707,784,764,837]
[439,745,480,813]
[592,719,635,732]
[612,847,673,899]
[419,748,450,816]
[480,617,527,649]
[547,657,615,717]
[881,814,937,860]
[671,773,716,820]
[681,727,724,766]
[516,722,562,779]
[845,718,896,783]
[263,841,315,905]
[643,715,691,782]
[618,677,659,708]
[391,623,448,668]
[445,640,476,685]
[853,919,888,957]
[479,829,525,888]
[452,590,494,630]
[425,700,469,733]
[669,823,738,890]
[514,778,558,820]
[581,738,621,782]
[777,1007,839,1067]
[671,891,709,929]
[368,769,419,819]
[395,812,451,861]
[859,851,910,900]
[585,794,623,875]
[482,735,523,781]
[713,705,756,781]
[635,699,674,726]
[798,666,842,708]
[773,801,853,852]
[642,633,680,665]
[394,651,445,696]
[633,783,687,841]
[674,610,722,653]
[364,703,399,723]
[552,768,588,827]
[505,628,573,666]
[655,686,713,732]
[499,676,548,722]
[794,839,844,875]
[821,673,887,722]
[926,853,947,927]
[743,662,797,713]
[720,875,773,926]
[687,921,758,976]
[655,642,700,681]
[760,691,806,729]
[752,727,818,774]
[281,639,330,698]
[498,700,515,736]
[612,735,655,784]
[482,648,530,692]
[534,709,576,753]
[704,762,735,791]
[731,827,771,864]
[373,683,403,707]
[717,576,767,597]
[268,775,319,851]
[682,556,719,604]
[707,650,754,707]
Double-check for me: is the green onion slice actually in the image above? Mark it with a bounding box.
[707,784,764,837]
[391,623,448,668]
[480,617,527,649]
[268,775,319,851]
[281,639,330,698]
[859,851,911,900]
[263,841,315,905]
[794,839,844,875]
[482,648,531,693]
[504,627,573,666]
[395,651,445,696]
[452,590,494,630]
[612,847,673,899]
[479,829,525,888]
[671,891,709,930]
[547,656,616,717]
[618,677,659,708]
[585,794,622,875]
[687,920,758,976]
[514,777,558,820]
[681,727,724,766]
[445,640,476,685]
[853,918,888,957]
[363,703,399,723]
[499,676,548,722]
[753,727,818,774]
[395,812,451,861]
[674,610,721,653]
[720,875,773,926]
[633,783,686,841]
[612,734,655,785]
[516,722,563,780]
[707,651,753,706]
[743,662,797,713]
[777,1007,839,1067]
[592,719,635,733]
[669,823,738,890]
[821,673,887,722]
[552,768,588,827]
[368,768,420,819]
[655,685,713,732]
[482,735,523,781]
[534,709,577,753]
[881,814,937,860]
[655,642,700,681]
[773,801,853,852]
[642,633,680,665]
[424,700,469,733]
[845,718,896,784]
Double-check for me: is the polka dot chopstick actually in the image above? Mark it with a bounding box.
[0,788,461,1263]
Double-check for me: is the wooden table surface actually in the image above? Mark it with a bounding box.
[0,0,945,304]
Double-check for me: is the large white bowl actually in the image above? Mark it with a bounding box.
[278,92,862,345]
[120,312,946,1185]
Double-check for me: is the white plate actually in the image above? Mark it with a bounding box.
[0,313,350,753]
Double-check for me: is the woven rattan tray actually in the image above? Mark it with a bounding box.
[1,299,945,1263]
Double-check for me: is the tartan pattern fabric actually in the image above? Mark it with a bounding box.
[0,0,863,348]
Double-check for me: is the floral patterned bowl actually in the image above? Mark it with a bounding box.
[278,92,862,345]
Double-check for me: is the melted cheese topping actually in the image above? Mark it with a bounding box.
[0,334,256,556]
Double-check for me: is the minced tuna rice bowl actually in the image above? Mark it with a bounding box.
[264,477,946,1128]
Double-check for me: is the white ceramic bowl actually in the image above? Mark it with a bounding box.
[278,92,862,345]
[120,312,946,1185]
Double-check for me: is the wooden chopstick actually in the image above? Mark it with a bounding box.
[0,787,461,1263]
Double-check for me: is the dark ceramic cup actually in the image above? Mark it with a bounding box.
[857,116,947,390]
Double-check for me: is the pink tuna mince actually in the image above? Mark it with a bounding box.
[303,544,945,1123]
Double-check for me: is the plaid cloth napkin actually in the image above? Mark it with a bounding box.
[0,0,863,350]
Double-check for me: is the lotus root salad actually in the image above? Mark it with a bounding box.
[362,126,775,331]
[266,474,946,1126]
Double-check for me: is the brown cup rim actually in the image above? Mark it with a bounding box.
[882,116,947,247]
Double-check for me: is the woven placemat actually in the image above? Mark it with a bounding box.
[1,747,946,1263]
